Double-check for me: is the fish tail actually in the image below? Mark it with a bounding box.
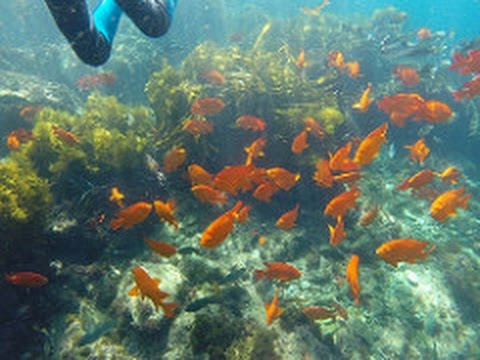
[460,193,472,209]
[254,270,265,281]
[450,53,468,71]
[422,244,437,261]
[109,218,123,230]
[231,201,243,214]
[161,302,177,317]
[396,180,409,191]
[452,90,464,102]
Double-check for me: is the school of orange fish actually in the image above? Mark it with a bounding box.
[6,37,479,328]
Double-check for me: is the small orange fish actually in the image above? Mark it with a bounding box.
[276,204,300,231]
[300,0,330,16]
[359,205,379,227]
[201,201,243,248]
[430,187,471,222]
[329,142,361,173]
[324,187,361,218]
[188,164,213,186]
[52,126,80,146]
[417,27,432,40]
[313,158,333,188]
[377,93,425,127]
[304,117,325,139]
[393,66,419,86]
[376,239,436,267]
[265,288,283,326]
[109,187,125,208]
[191,185,227,205]
[405,138,430,165]
[128,267,177,317]
[5,272,48,287]
[164,148,186,173]
[332,172,363,186]
[144,238,177,257]
[344,61,362,78]
[328,50,345,70]
[453,75,480,101]
[236,205,251,224]
[6,128,34,151]
[191,97,225,116]
[245,137,267,165]
[258,235,266,246]
[328,216,346,247]
[213,164,257,195]
[296,48,307,70]
[110,201,152,230]
[413,100,453,124]
[303,306,337,321]
[396,169,435,191]
[76,72,116,91]
[291,130,309,154]
[183,119,214,136]
[346,254,361,306]
[236,115,266,131]
[19,105,43,120]
[255,262,302,282]
[450,49,480,75]
[354,122,388,166]
[436,166,461,184]
[253,180,281,203]
[352,83,372,112]
[266,167,300,191]
[200,70,225,86]
[154,199,178,229]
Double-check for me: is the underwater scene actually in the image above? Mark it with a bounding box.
[1,0,479,359]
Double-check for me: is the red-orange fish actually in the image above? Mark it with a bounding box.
[344,61,362,78]
[191,97,225,116]
[328,216,346,247]
[191,185,227,205]
[253,180,281,203]
[414,100,453,124]
[393,66,419,86]
[450,49,480,75]
[376,239,436,267]
[417,27,432,40]
[236,205,251,224]
[329,142,361,173]
[245,137,267,165]
[453,75,480,101]
[405,138,430,165]
[128,267,177,317]
[276,204,300,231]
[328,50,345,70]
[266,167,300,191]
[377,93,424,127]
[19,105,43,120]
[144,238,177,257]
[436,166,461,184]
[430,187,471,222]
[5,272,48,287]
[313,158,333,188]
[324,187,361,218]
[188,164,213,186]
[296,48,307,70]
[346,254,360,306]
[359,205,379,226]
[354,122,388,166]
[236,115,266,131]
[6,128,34,151]
[52,126,80,146]
[291,130,309,154]
[183,119,214,136]
[76,72,116,91]
[352,83,372,112]
[154,199,179,229]
[200,70,225,86]
[164,148,186,173]
[255,262,302,282]
[303,306,337,321]
[396,169,435,191]
[201,201,243,248]
[265,288,283,326]
[304,117,325,139]
[110,201,152,230]
[332,172,363,186]
[213,164,257,195]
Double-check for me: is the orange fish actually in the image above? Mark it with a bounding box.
[253,180,281,203]
[430,187,471,222]
[164,148,186,173]
[313,158,333,188]
[154,199,179,229]
[76,72,116,91]
[328,50,345,70]
[453,75,480,101]
[303,306,337,321]
[436,166,461,184]
[276,204,300,231]
[19,105,43,120]
[191,184,227,205]
[324,187,361,218]
[258,235,266,246]
[6,128,34,151]
[200,70,225,86]
[332,172,363,186]
[377,93,424,127]
[450,49,480,75]
[304,117,325,139]
[346,254,361,306]
[359,205,379,226]
[291,130,309,154]
[329,216,346,247]
[188,164,213,186]
[266,167,300,191]
[296,48,307,70]
[191,97,225,116]
[236,115,266,131]
[405,138,430,165]
[52,126,80,146]
[300,0,330,16]
[354,122,388,166]
[255,262,302,282]
[213,164,257,195]
[376,239,436,267]
[5,272,48,287]
[414,100,453,124]
[329,142,361,173]
[144,238,177,257]
[417,27,432,40]
[352,83,372,112]
[265,288,283,326]
[128,267,177,317]
[344,61,362,78]
[393,66,419,86]
[396,169,435,191]
[201,201,243,248]
[236,205,251,224]
[109,187,125,208]
[110,201,152,230]
[183,119,214,136]
[245,137,267,165]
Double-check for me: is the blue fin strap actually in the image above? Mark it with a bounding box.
[93,0,123,44]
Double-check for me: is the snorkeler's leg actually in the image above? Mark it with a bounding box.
[44,0,122,66]
[114,0,177,37]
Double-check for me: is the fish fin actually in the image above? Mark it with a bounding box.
[254,270,264,281]
[162,302,177,317]
[128,286,139,297]
[153,278,161,286]
[109,218,123,230]
[274,307,284,319]
[460,193,472,209]
[422,244,436,261]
